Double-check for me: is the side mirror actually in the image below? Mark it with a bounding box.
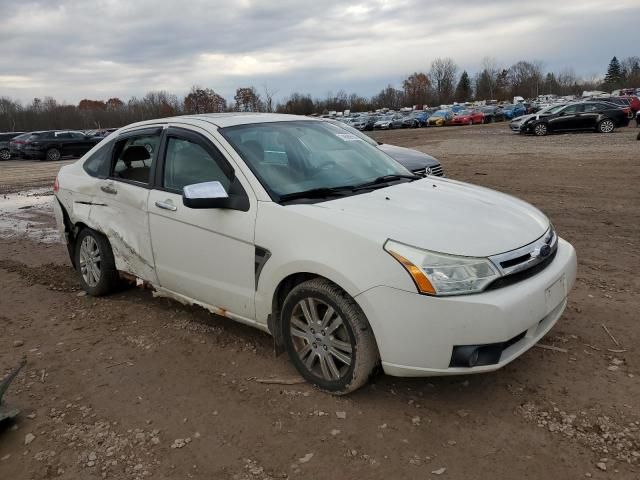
[183,181,230,209]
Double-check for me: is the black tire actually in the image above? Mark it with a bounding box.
[281,278,379,394]
[533,122,548,136]
[597,119,615,134]
[74,228,119,296]
[0,148,10,161]
[45,148,61,161]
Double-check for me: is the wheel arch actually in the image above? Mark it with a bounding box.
[267,270,360,353]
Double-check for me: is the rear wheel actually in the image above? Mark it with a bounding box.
[0,149,10,161]
[45,148,61,161]
[533,122,548,136]
[74,228,119,296]
[597,119,615,133]
[281,278,379,394]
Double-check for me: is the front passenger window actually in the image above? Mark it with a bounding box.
[163,137,232,192]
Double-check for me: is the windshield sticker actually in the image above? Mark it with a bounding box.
[335,133,364,142]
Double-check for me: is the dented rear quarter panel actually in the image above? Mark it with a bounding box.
[55,160,159,284]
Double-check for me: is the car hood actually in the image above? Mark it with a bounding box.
[377,144,440,170]
[297,178,549,257]
[511,114,534,124]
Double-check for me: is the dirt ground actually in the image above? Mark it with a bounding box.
[1,123,639,480]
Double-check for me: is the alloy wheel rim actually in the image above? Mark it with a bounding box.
[0,150,10,160]
[289,298,353,381]
[79,236,101,287]
[535,124,546,135]
[48,149,60,161]
[601,121,614,133]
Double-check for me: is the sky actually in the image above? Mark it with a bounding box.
[0,0,638,105]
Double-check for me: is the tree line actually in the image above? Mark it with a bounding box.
[0,56,638,132]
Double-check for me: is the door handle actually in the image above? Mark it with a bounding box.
[155,200,177,212]
[100,184,117,195]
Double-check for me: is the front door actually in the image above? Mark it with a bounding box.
[147,127,257,321]
[549,104,580,131]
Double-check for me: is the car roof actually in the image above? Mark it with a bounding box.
[122,113,317,131]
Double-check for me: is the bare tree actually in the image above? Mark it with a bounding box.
[429,58,458,104]
[262,85,279,113]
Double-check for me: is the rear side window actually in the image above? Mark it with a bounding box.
[83,142,112,178]
[163,137,232,192]
[111,134,160,185]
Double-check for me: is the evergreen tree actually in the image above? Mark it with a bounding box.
[454,71,472,102]
[603,56,622,90]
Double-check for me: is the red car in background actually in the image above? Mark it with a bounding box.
[448,109,485,125]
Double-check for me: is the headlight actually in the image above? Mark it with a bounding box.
[384,240,500,296]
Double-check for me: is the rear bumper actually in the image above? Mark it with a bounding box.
[355,238,577,377]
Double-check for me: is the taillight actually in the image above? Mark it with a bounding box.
[53,176,59,193]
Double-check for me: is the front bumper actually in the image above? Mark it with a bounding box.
[355,238,577,377]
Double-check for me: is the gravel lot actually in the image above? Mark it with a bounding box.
[1,123,639,479]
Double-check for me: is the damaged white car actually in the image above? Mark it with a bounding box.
[54,113,577,394]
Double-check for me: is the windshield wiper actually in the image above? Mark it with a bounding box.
[278,185,356,203]
[352,174,420,191]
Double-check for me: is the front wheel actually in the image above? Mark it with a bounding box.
[0,149,10,161]
[281,278,379,394]
[533,122,548,136]
[74,228,119,296]
[597,119,615,134]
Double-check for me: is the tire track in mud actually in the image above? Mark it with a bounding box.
[0,259,79,291]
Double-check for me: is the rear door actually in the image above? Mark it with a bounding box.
[88,127,162,283]
[579,103,600,129]
[68,131,92,157]
[147,126,258,321]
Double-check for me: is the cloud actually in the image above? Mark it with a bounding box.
[0,0,638,103]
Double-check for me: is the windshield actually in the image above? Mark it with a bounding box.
[221,121,411,201]
[431,110,448,118]
[542,104,565,114]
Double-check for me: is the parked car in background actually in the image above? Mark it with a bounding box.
[90,128,118,140]
[373,114,404,130]
[449,109,484,126]
[8,132,34,158]
[0,132,25,160]
[323,119,444,177]
[510,104,566,132]
[601,96,640,114]
[427,110,453,126]
[519,102,630,136]
[54,113,576,394]
[478,106,505,123]
[501,104,528,120]
[402,111,430,128]
[21,130,101,160]
[352,116,377,131]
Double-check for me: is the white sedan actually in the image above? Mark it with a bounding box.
[53,113,577,394]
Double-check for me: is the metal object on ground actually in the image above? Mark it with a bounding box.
[0,358,26,423]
